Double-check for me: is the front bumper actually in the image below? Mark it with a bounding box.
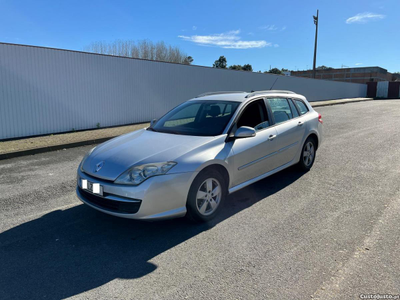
[76,168,196,220]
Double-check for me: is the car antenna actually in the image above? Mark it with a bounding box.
[269,77,279,90]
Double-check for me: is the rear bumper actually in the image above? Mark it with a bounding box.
[76,168,197,220]
[317,122,323,147]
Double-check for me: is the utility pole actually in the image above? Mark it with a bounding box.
[312,9,319,79]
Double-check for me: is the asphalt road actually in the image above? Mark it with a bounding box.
[1,100,400,300]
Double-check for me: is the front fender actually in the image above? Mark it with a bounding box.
[168,135,234,186]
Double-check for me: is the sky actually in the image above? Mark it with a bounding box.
[0,0,399,72]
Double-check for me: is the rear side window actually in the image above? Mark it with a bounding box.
[294,99,309,115]
[266,98,298,124]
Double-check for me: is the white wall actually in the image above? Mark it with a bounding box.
[0,43,367,140]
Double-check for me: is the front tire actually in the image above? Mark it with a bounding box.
[186,169,227,222]
[298,137,317,171]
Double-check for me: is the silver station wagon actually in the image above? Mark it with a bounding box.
[76,90,323,222]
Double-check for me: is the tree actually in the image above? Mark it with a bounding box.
[228,65,243,70]
[213,56,227,69]
[84,40,191,64]
[266,68,283,75]
[317,65,333,70]
[183,56,194,65]
[242,64,253,72]
[392,72,400,81]
[228,64,253,71]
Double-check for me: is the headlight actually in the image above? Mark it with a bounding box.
[80,146,96,171]
[114,162,177,185]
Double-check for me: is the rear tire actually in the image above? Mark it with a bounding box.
[186,169,227,223]
[298,137,317,171]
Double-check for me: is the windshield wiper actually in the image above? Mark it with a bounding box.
[159,130,186,135]
[147,127,157,132]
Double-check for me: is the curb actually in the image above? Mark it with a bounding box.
[311,98,374,108]
[0,98,375,161]
[0,137,113,160]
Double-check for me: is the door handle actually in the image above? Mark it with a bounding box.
[268,134,277,140]
[297,121,304,126]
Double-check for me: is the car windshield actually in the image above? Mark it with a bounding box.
[151,100,240,136]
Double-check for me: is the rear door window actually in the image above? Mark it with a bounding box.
[266,98,298,124]
[289,99,300,118]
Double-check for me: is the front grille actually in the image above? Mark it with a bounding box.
[78,187,141,214]
[81,171,114,183]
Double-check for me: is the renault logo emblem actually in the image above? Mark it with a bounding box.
[95,161,104,172]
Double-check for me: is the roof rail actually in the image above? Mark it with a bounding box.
[195,91,247,98]
[245,90,296,98]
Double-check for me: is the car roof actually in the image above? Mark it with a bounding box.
[190,90,307,103]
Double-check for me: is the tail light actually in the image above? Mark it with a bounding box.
[318,113,323,124]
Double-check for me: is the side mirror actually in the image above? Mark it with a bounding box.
[234,126,256,138]
[150,119,157,127]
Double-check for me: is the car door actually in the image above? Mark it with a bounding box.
[227,99,279,187]
[266,97,306,168]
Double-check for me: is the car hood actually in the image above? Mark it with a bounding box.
[82,129,216,181]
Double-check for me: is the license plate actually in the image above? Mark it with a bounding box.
[81,179,103,196]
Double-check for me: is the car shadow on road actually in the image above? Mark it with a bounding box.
[0,166,305,300]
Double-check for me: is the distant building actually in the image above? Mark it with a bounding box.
[291,66,399,84]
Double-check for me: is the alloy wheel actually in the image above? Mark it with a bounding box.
[303,141,315,167]
[196,178,222,216]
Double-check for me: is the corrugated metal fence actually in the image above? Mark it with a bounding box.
[0,43,367,140]
[370,81,400,99]
[376,81,389,98]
